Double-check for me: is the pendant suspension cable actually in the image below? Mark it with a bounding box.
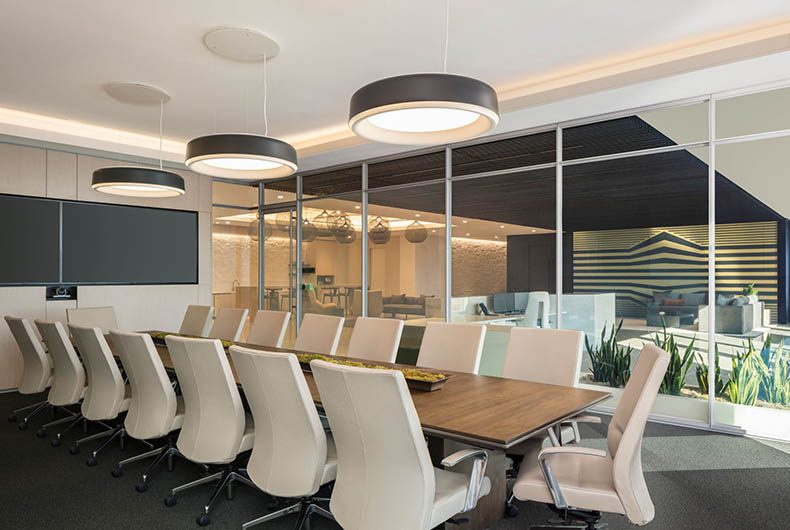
[158,99,164,170]
[263,54,269,137]
[443,0,450,73]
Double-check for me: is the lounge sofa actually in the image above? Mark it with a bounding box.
[646,290,707,327]
[699,294,764,335]
[382,294,441,318]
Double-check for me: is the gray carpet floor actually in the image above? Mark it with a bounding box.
[1,391,789,529]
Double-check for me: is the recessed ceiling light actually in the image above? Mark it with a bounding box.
[531,229,536,232]
[431,229,436,233]
[500,225,505,229]
[415,214,421,218]
[225,221,230,225]
[465,233,470,236]
[355,205,360,209]
[462,220,468,224]
[277,195,284,199]
[494,236,498,239]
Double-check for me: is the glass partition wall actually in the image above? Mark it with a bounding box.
[242,82,790,440]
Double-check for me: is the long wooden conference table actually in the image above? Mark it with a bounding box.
[138,331,611,530]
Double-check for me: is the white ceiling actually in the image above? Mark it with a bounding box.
[1,0,789,151]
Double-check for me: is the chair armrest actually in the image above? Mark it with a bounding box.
[538,446,608,509]
[441,449,488,512]
[567,414,601,424]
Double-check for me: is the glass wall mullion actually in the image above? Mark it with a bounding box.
[707,96,716,431]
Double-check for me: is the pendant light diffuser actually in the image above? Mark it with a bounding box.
[185,133,297,180]
[91,167,185,198]
[349,73,498,145]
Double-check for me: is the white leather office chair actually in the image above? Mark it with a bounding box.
[68,324,134,466]
[346,317,404,364]
[311,360,491,530]
[66,306,119,334]
[246,310,291,348]
[208,307,248,342]
[5,316,54,429]
[164,336,257,526]
[230,346,336,529]
[35,320,87,447]
[503,328,595,445]
[293,313,345,355]
[416,321,486,374]
[179,305,214,337]
[524,291,550,328]
[109,330,196,491]
[513,344,670,529]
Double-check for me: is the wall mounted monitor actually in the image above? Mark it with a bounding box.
[0,194,60,285]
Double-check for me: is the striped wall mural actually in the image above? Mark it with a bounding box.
[573,221,778,322]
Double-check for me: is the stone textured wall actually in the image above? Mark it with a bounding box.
[452,239,507,297]
[212,226,258,293]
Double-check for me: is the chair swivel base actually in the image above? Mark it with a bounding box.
[530,505,606,530]
[242,497,334,530]
[110,439,208,492]
[164,464,258,526]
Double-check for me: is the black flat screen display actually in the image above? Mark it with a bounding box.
[0,195,61,284]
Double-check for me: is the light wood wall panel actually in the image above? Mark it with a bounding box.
[77,285,200,334]
[0,144,46,197]
[45,150,77,199]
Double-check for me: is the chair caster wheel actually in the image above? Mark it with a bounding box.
[505,503,519,518]
[135,482,149,493]
[36,428,47,438]
[51,438,62,447]
[196,514,211,526]
[8,414,17,423]
[18,422,28,431]
[86,456,98,467]
[69,445,80,455]
[111,466,123,478]
[164,494,177,507]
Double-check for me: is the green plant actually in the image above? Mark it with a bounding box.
[758,336,790,406]
[586,320,632,388]
[726,340,762,406]
[695,343,726,398]
[742,283,758,296]
[651,322,696,396]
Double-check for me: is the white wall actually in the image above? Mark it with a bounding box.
[0,143,212,389]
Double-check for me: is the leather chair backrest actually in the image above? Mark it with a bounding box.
[66,307,118,335]
[35,320,85,406]
[417,321,486,374]
[347,317,404,364]
[524,291,550,328]
[5,316,51,394]
[69,324,126,421]
[111,330,177,440]
[246,310,291,348]
[502,328,583,386]
[230,346,327,497]
[608,344,669,525]
[208,308,248,342]
[179,305,214,337]
[165,336,246,464]
[294,313,344,355]
[311,360,435,530]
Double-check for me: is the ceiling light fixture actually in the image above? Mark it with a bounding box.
[186,28,297,180]
[92,87,185,197]
[348,0,498,145]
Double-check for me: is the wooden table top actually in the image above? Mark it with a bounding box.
[142,331,610,450]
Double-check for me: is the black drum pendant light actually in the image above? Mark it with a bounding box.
[349,0,498,145]
[186,28,297,180]
[92,92,185,198]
